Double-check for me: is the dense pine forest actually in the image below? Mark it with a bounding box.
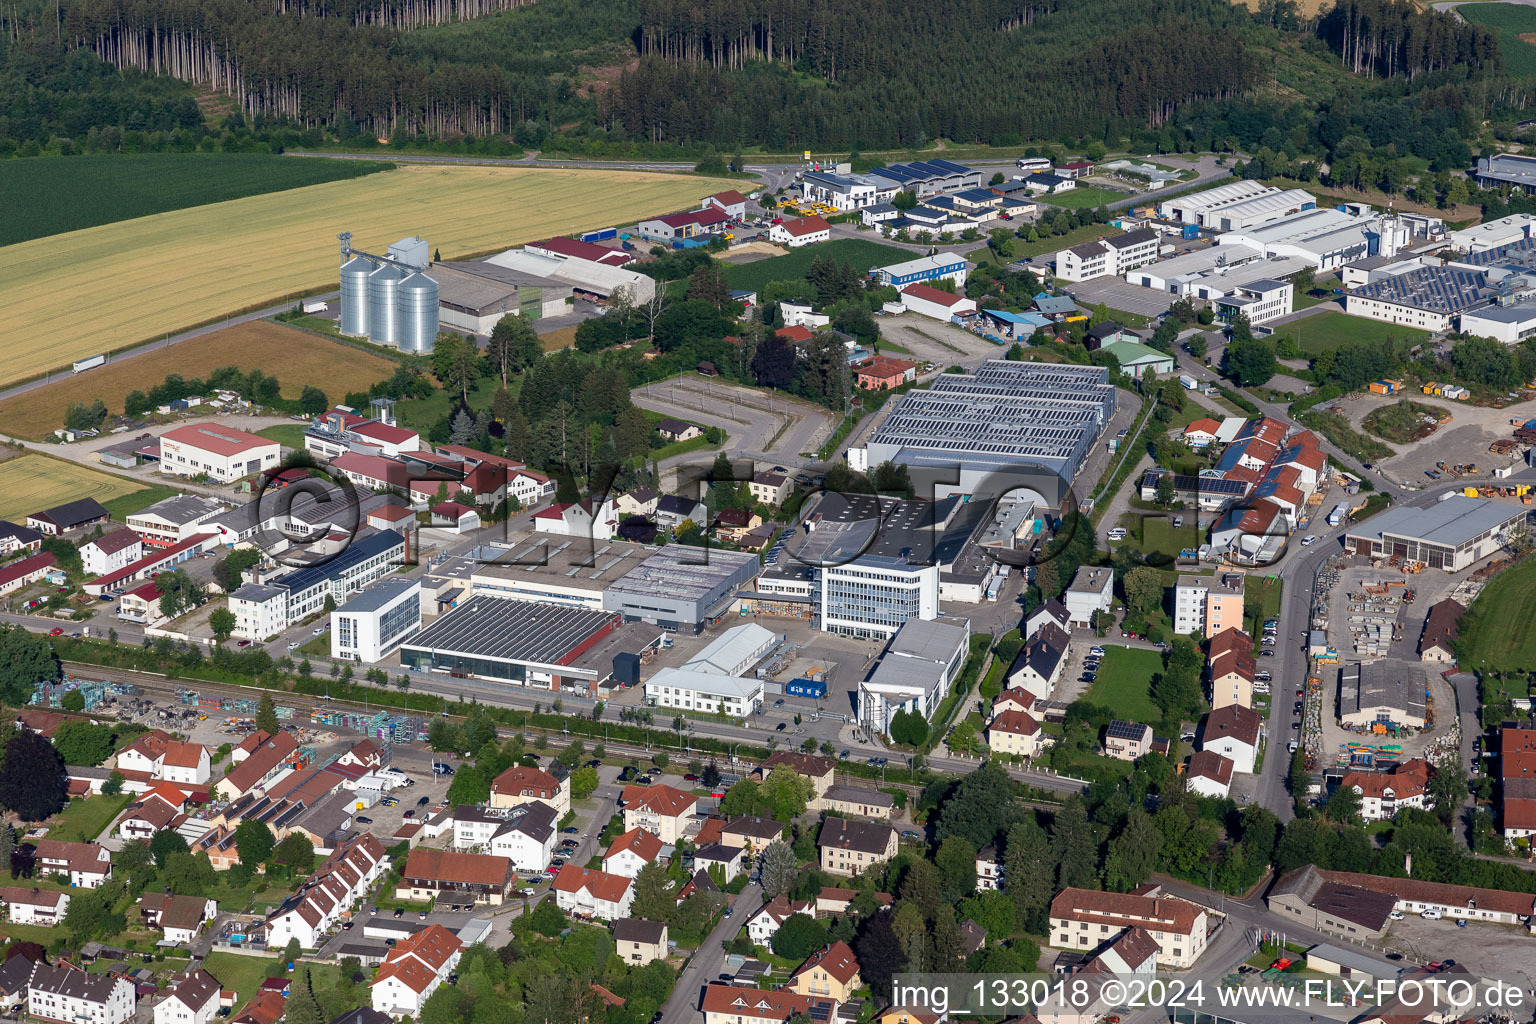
[0,0,1517,163]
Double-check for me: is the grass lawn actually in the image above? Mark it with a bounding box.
[1456,556,1536,671]
[1084,646,1163,721]
[50,793,131,843]
[1011,221,1128,258]
[721,238,913,292]
[395,375,499,433]
[649,433,721,460]
[257,424,311,449]
[201,952,348,1005]
[1135,515,1206,562]
[1267,310,1429,356]
[102,484,182,521]
[1038,186,1129,210]
[1243,576,1284,651]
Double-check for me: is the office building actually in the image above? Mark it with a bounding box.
[228,530,406,638]
[1214,278,1294,326]
[159,424,280,483]
[1054,229,1160,282]
[856,617,970,734]
[1049,888,1209,968]
[331,578,422,663]
[643,668,764,717]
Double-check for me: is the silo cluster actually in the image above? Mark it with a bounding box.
[337,235,439,353]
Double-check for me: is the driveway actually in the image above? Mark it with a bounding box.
[659,881,762,1024]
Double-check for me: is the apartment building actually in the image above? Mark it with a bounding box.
[1049,888,1209,968]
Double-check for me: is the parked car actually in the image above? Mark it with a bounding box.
[357,816,373,824]
[417,796,430,806]
[901,830,921,840]
[48,628,63,636]
[776,722,786,731]
[562,826,579,834]
[839,749,850,759]
[518,887,537,897]
[393,908,404,918]
[1301,535,1318,546]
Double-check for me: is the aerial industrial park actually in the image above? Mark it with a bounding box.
[9,96,1536,1024]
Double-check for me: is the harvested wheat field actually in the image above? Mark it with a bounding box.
[0,321,399,440]
[0,455,146,522]
[0,164,737,387]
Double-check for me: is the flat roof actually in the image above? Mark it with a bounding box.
[335,576,419,614]
[1461,299,1536,324]
[400,596,616,667]
[1349,265,1493,314]
[270,530,403,595]
[470,538,656,593]
[605,547,758,602]
[1347,495,1522,549]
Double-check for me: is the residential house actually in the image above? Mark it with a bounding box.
[854,356,918,391]
[489,764,571,817]
[622,784,698,844]
[693,843,745,883]
[116,787,191,841]
[1198,704,1263,774]
[745,897,814,945]
[1024,599,1070,640]
[615,488,660,518]
[28,964,134,1024]
[703,191,749,219]
[721,816,786,857]
[1049,888,1209,968]
[1103,721,1154,762]
[33,840,111,888]
[654,495,707,532]
[816,785,894,820]
[818,818,898,878]
[976,847,1002,891]
[787,941,862,1002]
[0,887,69,925]
[452,804,558,871]
[755,752,836,798]
[613,918,668,966]
[138,893,218,945]
[987,709,1045,758]
[1064,566,1114,628]
[1340,758,1432,822]
[1419,599,1464,664]
[714,508,763,542]
[748,473,792,507]
[371,924,462,1019]
[116,731,211,786]
[214,730,300,802]
[815,887,892,917]
[0,521,43,556]
[1185,750,1235,799]
[551,865,635,921]
[769,216,831,248]
[153,970,220,1024]
[656,418,702,443]
[1005,623,1069,698]
[265,834,389,949]
[80,530,144,577]
[701,984,818,1024]
[398,849,513,905]
[602,827,665,879]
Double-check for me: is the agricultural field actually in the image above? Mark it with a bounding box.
[0,322,398,440]
[0,154,394,246]
[0,455,148,522]
[1455,558,1536,671]
[1458,3,1536,77]
[1267,311,1429,355]
[722,238,913,292]
[0,164,738,387]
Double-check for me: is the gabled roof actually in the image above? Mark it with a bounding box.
[605,827,664,865]
[1187,749,1234,787]
[781,215,830,237]
[700,983,814,1020]
[901,283,969,307]
[0,551,56,588]
[86,529,141,555]
[758,751,836,778]
[818,817,895,855]
[1202,704,1263,749]
[987,708,1040,736]
[612,918,666,945]
[622,782,697,817]
[551,864,633,904]
[29,498,110,529]
[372,924,460,995]
[402,848,511,886]
[161,424,273,457]
[791,941,860,985]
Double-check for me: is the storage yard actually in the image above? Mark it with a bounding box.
[0,321,399,440]
[0,164,737,384]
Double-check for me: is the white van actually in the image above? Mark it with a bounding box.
[1420,908,1442,920]
[1107,527,1127,541]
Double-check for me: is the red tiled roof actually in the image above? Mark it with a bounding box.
[403,848,512,887]
[605,827,664,865]
[791,941,860,985]
[1184,418,1221,436]
[901,283,968,307]
[1203,704,1263,748]
[775,325,814,343]
[552,864,633,904]
[781,215,830,237]
[87,533,214,590]
[1050,887,1203,934]
[1343,758,1430,800]
[88,529,141,555]
[988,709,1040,736]
[700,984,814,1020]
[855,355,916,380]
[708,190,749,206]
[0,551,56,587]
[352,421,418,445]
[374,923,460,994]
[491,764,559,799]
[622,783,696,817]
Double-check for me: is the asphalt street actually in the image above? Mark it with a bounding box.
[659,881,762,1024]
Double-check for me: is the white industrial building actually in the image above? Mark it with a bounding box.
[1158,179,1274,225]
[1215,278,1294,326]
[870,253,971,289]
[483,247,656,304]
[857,617,970,734]
[1199,188,1316,232]
[1216,207,1410,271]
[229,531,406,639]
[159,424,280,484]
[643,667,764,717]
[1055,228,1161,282]
[331,577,422,663]
[680,623,781,677]
[1459,300,1536,343]
[1445,212,1536,253]
[820,556,939,639]
[899,283,978,321]
[1125,245,1310,305]
[432,261,572,334]
[1343,266,1495,332]
[801,170,895,210]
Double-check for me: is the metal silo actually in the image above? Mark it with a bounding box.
[397,271,440,354]
[368,262,403,347]
[339,256,374,337]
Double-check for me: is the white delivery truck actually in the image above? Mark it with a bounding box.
[1178,374,1198,390]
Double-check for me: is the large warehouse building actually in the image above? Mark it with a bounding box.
[849,361,1117,503]
[1338,660,1428,730]
[601,547,760,634]
[398,597,662,692]
[159,424,280,484]
[1343,266,1495,332]
[432,262,573,334]
[484,248,656,304]
[1341,495,1524,571]
[1217,208,1410,270]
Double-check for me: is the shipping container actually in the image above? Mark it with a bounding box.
[581,228,619,243]
[784,678,827,698]
[1179,374,1198,390]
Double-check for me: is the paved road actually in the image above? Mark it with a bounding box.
[660,881,762,1024]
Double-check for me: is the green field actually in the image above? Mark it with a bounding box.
[257,424,311,449]
[1037,185,1129,210]
[1459,3,1536,77]
[722,238,913,291]
[1084,646,1164,721]
[0,154,395,246]
[1456,557,1536,671]
[1243,576,1284,650]
[49,794,131,843]
[1268,311,1429,355]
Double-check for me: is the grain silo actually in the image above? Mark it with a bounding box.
[338,255,375,337]
[397,272,440,354]
[368,262,403,346]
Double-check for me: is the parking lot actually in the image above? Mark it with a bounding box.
[877,315,1002,364]
[1382,912,1536,992]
